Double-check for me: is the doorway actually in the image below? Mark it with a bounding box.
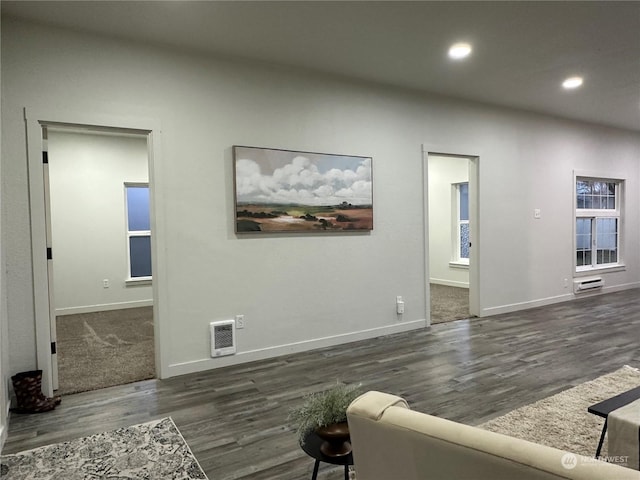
[426,152,479,324]
[45,126,155,394]
[25,108,163,397]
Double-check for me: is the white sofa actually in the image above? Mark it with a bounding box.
[347,391,640,480]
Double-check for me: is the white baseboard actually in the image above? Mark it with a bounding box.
[166,319,427,378]
[430,279,469,288]
[601,281,640,294]
[56,299,153,316]
[481,293,573,316]
[480,282,640,317]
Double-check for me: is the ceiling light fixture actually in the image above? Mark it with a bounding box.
[448,42,472,60]
[562,76,583,89]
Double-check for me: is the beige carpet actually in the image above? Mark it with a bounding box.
[479,365,640,457]
[430,283,470,324]
[56,307,155,395]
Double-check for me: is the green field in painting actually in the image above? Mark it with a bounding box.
[236,203,373,232]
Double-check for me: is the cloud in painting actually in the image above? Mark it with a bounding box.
[236,153,372,206]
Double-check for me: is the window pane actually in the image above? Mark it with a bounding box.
[596,218,617,247]
[596,218,618,265]
[594,194,604,208]
[576,218,592,266]
[577,250,592,267]
[576,179,617,211]
[459,183,469,221]
[127,186,150,231]
[597,249,617,264]
[576,218,592,248]
[460,223,470,259]
[130,235,152,277]
[577,180,591,195]
[584,195,593,209]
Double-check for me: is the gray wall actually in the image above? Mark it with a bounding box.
[2,18,639,382]
[428,155,470,287]
[48,129,151,314]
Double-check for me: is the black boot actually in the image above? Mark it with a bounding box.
[11,370,61,414]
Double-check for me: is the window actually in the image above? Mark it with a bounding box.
[575,177,622,271]
[125,183,151,280]
[454,182,469,264]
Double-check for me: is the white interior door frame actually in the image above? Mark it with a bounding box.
[41,132,58,390]
[25,107,166,396]
[422,143,482,323]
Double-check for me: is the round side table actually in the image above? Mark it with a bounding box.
[300,430,353,480]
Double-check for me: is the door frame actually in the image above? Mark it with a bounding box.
[422,143,481,324]
[25,107,166,396]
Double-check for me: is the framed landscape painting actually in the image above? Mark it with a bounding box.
[234,146,373,233]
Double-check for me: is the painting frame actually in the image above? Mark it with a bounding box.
[233,145,373,234]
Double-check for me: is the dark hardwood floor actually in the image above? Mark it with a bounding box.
[3,288,640,479]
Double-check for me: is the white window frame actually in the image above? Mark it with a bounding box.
[574,175,624,274]
[451,182,469,267]
[125,182,152,284]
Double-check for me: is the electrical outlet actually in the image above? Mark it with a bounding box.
[103,279,110,288]
[396,296,405,314]
[235,314,245,329]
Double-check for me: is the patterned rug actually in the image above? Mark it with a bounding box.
[0,417,208,480]
[479,365,640,457]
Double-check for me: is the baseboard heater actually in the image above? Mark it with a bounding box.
[210,320,236,357]
[573,277,604,294]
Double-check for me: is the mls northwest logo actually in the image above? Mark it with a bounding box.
[561,453,578,469]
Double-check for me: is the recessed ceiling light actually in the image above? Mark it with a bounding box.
[562,76,583,89]
[448,42,472,60]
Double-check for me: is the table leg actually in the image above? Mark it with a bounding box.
[311,459,320,480]
[344,465,349,480]
[595,418,607,458]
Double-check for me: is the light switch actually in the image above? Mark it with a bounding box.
[534,208,541,219]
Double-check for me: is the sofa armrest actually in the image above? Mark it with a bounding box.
[347,391,409,420]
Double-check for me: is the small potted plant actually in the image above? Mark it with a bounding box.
[289,382,363,457]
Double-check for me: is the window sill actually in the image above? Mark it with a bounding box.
[575,264,625,276]
[449,261,469,270]
[126,277,152,286]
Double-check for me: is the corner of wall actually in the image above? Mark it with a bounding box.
[0,6,9,454]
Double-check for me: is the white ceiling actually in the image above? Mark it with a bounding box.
[3,1,640,132]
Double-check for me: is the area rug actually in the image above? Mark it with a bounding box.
[479,365,640,457]
[0,417,207,480]
[56,306,155,394]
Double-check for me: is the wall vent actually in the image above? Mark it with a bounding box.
[573,277,604,294]
[210,320,236,357]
